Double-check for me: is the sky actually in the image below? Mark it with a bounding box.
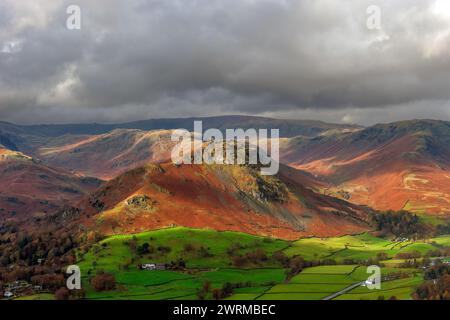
[1,0,450,126]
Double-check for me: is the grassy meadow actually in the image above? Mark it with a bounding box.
[72,227,450,300]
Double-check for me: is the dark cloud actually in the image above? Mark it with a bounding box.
[1,0,450,125]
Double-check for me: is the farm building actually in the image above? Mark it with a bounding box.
[140,263,166,270]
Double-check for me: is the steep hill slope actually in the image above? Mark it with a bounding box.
[77,162,370,240]
[0,147,102,223]
[36,129,174,180]
[281,120,450,216]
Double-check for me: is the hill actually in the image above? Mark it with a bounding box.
[35,129,175,180]
[3,117,447,217]
[281,120,450,216]
[0,147,102,224]
[76,162,370,240]
[0,116,361,180]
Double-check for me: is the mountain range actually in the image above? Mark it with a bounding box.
[0,116,448,240]
[280,120,450,216]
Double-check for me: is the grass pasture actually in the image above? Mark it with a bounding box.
[284,233,438,262]
[255,265,361,300]
[250,265,422,301]
[78,227,289,273]
[83,267,286,300]
[431,234,450,247]
[76,227,449,300]
[335,275,423,300]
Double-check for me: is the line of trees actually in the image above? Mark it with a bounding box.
[371,210,432,238]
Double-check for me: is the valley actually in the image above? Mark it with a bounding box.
[74,227,450,300]
[0,116,449,301]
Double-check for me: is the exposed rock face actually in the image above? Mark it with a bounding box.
[126,195,157,210]
[89,198,105,211]
[254,176,287,203]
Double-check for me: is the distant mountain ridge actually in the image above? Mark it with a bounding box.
[0,115,361,138]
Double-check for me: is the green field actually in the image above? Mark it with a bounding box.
[432,235,450,247]
[285,233,441,262]
[75,227,449,300]
[252,265,419,300]
[83,268,285,300]
[78,227,289,273]
[335,275,423,300]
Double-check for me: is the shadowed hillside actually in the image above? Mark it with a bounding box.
[0,147,102,225]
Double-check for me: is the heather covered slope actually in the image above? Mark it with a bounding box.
[78,162,370,240]
[281,120,450,216]
[2,116,448,218]
[0,147,102,223]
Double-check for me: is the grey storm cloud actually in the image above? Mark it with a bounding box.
[1,0,450,124]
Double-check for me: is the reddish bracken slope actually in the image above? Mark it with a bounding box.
[0,148,101,223]
[16,119,449,217]
[78,162,370,240]
[281,120,450,216]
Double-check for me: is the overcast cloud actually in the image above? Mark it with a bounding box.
[1,0,450,125]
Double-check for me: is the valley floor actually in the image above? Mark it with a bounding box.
[66,228,449,301]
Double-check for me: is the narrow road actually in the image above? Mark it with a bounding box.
[322,281,364,300]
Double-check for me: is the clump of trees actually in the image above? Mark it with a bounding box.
[54,287,70,300]
[137,243,154,255]
[167,258,186,270]
[31,273,65,290]
[414,262,450,300]
[230,248,268,267]
[196,281,212,300]
[90,272,116,291]
[371,210,430,238]
[0,229,77,268]
[435,222,450,236]
[394,251,421,260]
[0,221,83,298]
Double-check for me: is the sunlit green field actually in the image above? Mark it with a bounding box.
[78,227,289,273]
[251,265,420,300]
[335,275,423,300]
[73,228,449,300]
[432,234,450,247]
[83,268,286,300]
[285,233,444,261]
